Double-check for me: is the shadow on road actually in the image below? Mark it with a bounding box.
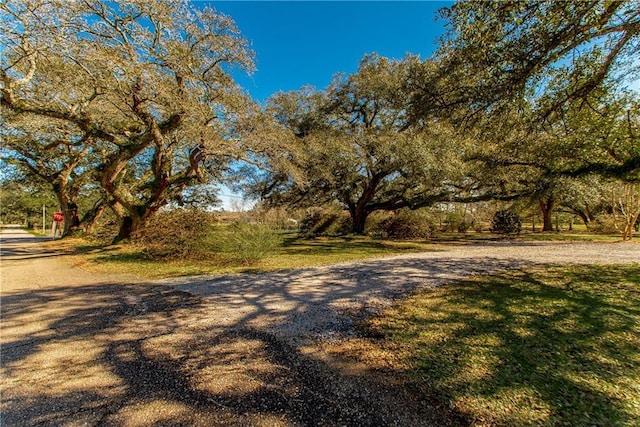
[1,280,468,426]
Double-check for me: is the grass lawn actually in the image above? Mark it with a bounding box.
[362,265,640,426]
[51,229,631,279]
[56,234,438,279]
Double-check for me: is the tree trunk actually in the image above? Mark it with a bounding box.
[63,202,81,236]
[53,178,81,237]
[539,196,555,232]
[112,204,159,243]
[575,211,591,228]
[80,200,107,234]
[114,216,135,243]
[350,207,369,234]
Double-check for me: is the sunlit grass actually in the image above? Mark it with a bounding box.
[56,234,438,279]
[50,229,632,280]
[365,265,640,426]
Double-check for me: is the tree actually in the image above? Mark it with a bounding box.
[1,0,254,241]
[611,181,640,240]
[407,1,640,181]
[0,174,57,228]
[467,85,639,234]
[257,55,514,234]
[558,176,611,229]
[0,113,107,235]
[423,0,639,119]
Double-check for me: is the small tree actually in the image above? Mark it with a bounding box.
[611,182,640,240]
[491,210,522,236]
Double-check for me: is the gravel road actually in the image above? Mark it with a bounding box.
[159,240,639,344]
[2,225,638,426]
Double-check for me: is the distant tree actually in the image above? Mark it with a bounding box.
[611,182,640,240]
[0,176,56,227]
[469,87,639,232]
[558,176,611,229]
[1,0,254,241]
[255,55,523,234]
[0,113,107,235]
[257,56,467,233]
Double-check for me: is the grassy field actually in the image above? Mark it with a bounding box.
[50,229,631,279]
[57,234,438,278]
[360,265,640,426]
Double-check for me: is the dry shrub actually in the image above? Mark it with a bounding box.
[134,209,216,259]
[590,215,619,234]
[212,222,281,266]
[299,208,351,237]
[372,209,437,239]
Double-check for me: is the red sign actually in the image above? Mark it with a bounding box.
[53,212,64,222]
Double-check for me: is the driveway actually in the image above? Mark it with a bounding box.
[1,225,638,426]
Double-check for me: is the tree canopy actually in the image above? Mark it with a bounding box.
[2,0,638,239]
[2,0,254,239]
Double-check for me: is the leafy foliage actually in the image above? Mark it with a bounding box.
[1,0,254,240]
[133,209,216,259]
[428,1,640,120]
[491,210,522,236]
[255,55,471,234]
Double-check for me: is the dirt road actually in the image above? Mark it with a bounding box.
[1,225,638,426]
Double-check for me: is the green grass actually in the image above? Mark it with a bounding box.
[60,234,438,279]
[56,228,634,279]
[368,265,640,426]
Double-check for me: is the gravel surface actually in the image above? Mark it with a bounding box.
[2,225,638,426]
[159,240,639,344]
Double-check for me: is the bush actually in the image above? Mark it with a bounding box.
[299,208,351,237]
[134,209,216,259]
[372,208,437,239]
[491,210,522,236]
[213,222,281,266]
[590,215,620,234]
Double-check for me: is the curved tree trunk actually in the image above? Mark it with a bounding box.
[539,196,555,232]
[111,203,160,243]
[52,178,81,237]
[79,199,107,234]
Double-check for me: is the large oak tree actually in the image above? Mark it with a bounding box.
[1,0,254,240]
[257,55,514,233]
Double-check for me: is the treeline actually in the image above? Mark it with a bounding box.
[2,0,639,241]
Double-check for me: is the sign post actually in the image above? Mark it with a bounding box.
[51,211,64,237]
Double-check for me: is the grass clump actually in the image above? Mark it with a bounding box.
[210,222,282,266]
[367,265,640,426]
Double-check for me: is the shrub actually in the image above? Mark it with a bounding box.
[213,222,281,266]
[590,215,619,234]
[299,208,351,237]
[491,210,522,236]
[457,221,470,233]
[373,208,437,239]
[134,209,216,259]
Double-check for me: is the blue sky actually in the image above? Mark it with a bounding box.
[208,1,452,103]
[204,1,452,209]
